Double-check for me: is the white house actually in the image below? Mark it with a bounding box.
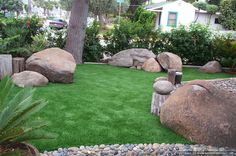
[145,0,225,31]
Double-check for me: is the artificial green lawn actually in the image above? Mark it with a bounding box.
[29,64,235,151]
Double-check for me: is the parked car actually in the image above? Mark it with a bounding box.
[49,18,67,29]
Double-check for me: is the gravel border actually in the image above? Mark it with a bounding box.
[41,144,236,156]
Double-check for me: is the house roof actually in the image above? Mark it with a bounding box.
[145,1,172,10]
[145,0,220,15]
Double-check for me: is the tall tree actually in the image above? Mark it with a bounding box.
[59,0,73,11]
[208,0,222,6]
[65,0,89,64]
[33,0,57,16]
[28,0,32,15]
[219,0,236,30]
[128,0,146,14]
[0,0,23,16]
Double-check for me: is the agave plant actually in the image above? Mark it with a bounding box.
[0,76,54,149]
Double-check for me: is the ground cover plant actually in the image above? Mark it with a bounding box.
[15,64,235,152]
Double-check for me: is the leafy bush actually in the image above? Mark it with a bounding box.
[30,34,48,53]
[83,22,103,62]
[0,16,43,57]
[46,28,67,49]
[162,23,214,65]
[104,7,158,54]
[213,35,236,68]
[0,77,55,154]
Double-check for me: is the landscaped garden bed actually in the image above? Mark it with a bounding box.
[17,64,235,152]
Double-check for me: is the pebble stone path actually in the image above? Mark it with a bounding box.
[41,144,236,156]
[211,78,236,93]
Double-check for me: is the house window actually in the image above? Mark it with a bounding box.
[215,18,220,24]
[167,12,178,27]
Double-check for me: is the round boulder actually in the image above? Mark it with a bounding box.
[26,48,76,83]
[142,58,162,72]
[160,79,236,148]
[199,61,222,73]
[153,80,174,95]
[12,71,48,88]
[157,52,182,72]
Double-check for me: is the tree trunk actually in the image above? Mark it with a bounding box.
[28,0,32,15]
[128,0,146,14]
[65,0,89,64]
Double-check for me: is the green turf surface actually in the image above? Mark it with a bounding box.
[28,64,235,151]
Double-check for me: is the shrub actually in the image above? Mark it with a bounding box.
[83,22,103,62]
[104,7,158,54]
[163,23,214,65]
[0,16,43,57]
[46,28,67,49]
[213,35,236,68]
[0,77,55,155]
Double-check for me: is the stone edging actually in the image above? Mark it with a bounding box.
[41,143,236,156]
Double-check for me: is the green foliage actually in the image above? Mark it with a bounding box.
[0,16,43,57]
[208,0,222,6]
[206,4,219,14]
[213,35,236,68]
[104,17,235,68]
[193,1,207,10]
[163,24,214,65]
[46,28,67,49]
[104,7,157,54]
[0,77,55,149]
[219,0,236,30]
[0,0,23,16]
[33,0,58,15]
[59,0,73,11]
[30,34,48,53]
[83,22,103,62]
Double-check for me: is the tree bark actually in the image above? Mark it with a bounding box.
[128,0,146,14]
[65,0,89,64]
[28,0,32,15]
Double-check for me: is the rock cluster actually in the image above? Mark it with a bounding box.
[40,144,236,156]
[108,49,183,72]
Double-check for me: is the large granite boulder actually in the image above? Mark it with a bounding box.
[157,52,182,71]
[26,48,76,83]
[160,79,236,148]
[108,49,156,67]
[12,71,48,88]
[199,61,222,73]
[142,58,162,72]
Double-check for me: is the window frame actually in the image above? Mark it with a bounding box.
[167,11,178,27]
